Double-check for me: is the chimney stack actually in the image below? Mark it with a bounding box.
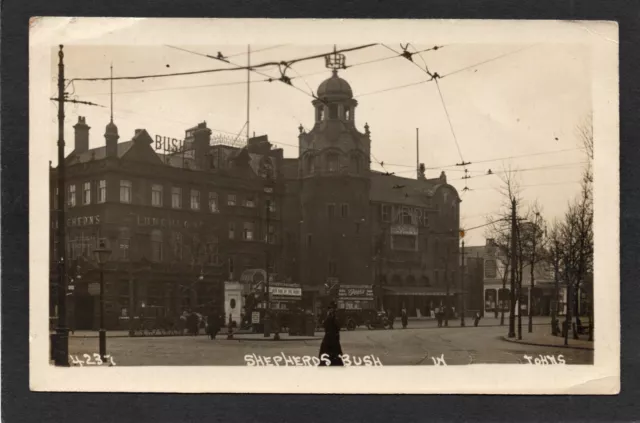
[190,122,212,169]
[73,116,90,154]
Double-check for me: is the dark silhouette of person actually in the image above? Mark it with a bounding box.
[401,309,408,329]
[208,310,220,339]
[318,301,344,366]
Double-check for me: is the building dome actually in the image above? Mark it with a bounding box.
[317,70,353,99]
[105,120,119,135]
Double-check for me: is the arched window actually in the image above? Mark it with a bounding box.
[406,275,416,286]
[350,155,360,174]
[327,153,339,172]
[151,230,163,262]
[380,275,388,285]
[307,155,316,174]
[329,104,338,119]
[391,274,402,286]
[345,107,351,121]
[421,276,430,286]
[316,106,325,122]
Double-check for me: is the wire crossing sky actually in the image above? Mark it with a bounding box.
[52,42,591,245]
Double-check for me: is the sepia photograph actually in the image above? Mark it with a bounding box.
[29,18,619,394]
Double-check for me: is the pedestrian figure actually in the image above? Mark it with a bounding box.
[474,312,481,327]
[401,309,408,329]
[207,310,220,339]
[435,306,442,327]
[387,308,395,329]
[318,301,344,366]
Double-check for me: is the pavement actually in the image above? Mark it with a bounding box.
[67,316,593,366]
[501,323,594,350]
[63,315,551,339]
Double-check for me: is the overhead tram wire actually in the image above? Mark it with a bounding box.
[439,43,539,80]
[76,49,445,98]
[356,44,539,100]
[69,44,378,83]
[225,44,288,58]
[385,43,470,189]
[380,148,583,171]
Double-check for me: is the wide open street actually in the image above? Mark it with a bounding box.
[68,323,593,367]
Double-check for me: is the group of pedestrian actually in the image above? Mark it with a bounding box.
[180,310,203,336]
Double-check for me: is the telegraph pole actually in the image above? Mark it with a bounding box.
[264,198,271,338]
[528,213,539,333]
[516,221,523,340]
[508,198,517,338]
[460,238,466,327]
[53,45,69,366]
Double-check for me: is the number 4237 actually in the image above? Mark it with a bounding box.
[69,354,116,366]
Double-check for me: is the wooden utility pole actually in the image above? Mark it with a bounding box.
[551,238,560,336]
[508,198,517,338]
[53,45,69,366]
[528,213,540,333]
[516,221,523,340]
[460,238,466,327]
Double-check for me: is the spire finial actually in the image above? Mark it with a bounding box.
[109,63,114,123]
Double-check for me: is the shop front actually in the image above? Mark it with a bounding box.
[382,286,463,318]
[483,284,512,318]
[238,269,303,329]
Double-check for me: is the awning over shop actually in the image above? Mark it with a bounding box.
[382,286,463,296]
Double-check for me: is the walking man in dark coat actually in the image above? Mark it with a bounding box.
[208,310,220,339]
[401,309,408,329]
[318,302,344,366]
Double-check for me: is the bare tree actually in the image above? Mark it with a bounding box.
[521,202,547,333]
[489,165,524,338]
[484,218,511,326]
[546,220,563,336]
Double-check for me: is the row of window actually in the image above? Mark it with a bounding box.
[64,180,276,212]
[67,225,275,264]
[65,181,107,207]
[315,104,353,122]
[306,154,363,174]
[327,203,350,218]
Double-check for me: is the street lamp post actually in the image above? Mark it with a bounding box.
[94,240,112,360]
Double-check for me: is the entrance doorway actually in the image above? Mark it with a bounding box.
[74,295,95,330]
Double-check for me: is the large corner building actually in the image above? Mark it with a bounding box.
[50,70,463,330]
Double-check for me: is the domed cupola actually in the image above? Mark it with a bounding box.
[317,70,353,100]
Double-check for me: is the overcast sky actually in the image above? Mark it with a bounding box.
[51,42,591,245]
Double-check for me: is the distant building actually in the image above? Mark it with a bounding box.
[464,239,567,318]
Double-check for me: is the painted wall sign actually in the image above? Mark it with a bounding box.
[391,206,430,227]
[154,135,195,159]
[136,215,204,229]
[155,135,184,153]
[67,215,101,227]
[338,285,374,300]
[270,286,302,297]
